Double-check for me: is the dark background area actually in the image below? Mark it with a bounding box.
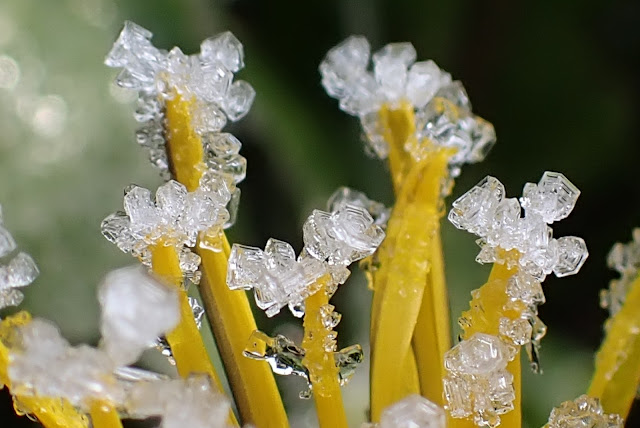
[0,0,638,426]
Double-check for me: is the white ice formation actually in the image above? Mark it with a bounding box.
[363,395,446,428]
[227,192,385,317]
[547,395,623,428]
[102,173,236,284]
[601,228,640,318]
[0,205,39,311]
[320,36,496,176]
[105,21,251,203]
[443,333,517,427]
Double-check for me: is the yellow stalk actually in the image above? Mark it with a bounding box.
[302,275,348,428]
[370,147,450,421]
[163,91,287,427]
[379,101,416,194]
[198,236,290,428]
[587,274,640,418]
[447,260,522,428]
[0,312,90,428]
[89,401,122,428]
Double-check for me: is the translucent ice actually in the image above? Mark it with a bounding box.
[379,395,445,428]
[99,265,180,366]
[601,228,640,317]
[547,395,623,428]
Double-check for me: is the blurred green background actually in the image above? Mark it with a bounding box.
[0,0,639,426]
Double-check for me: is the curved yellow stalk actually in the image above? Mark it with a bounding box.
[302,275,348,428]
[379,101,416,194]
[163,91,288,427]
[89,401,122,428]
[370,147,450,421]
[587,274,640,418]
[0,312,90,428]
[447,261,522,428]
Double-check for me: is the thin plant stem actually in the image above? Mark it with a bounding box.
[88,401,123,428]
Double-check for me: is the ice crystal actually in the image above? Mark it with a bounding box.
[601,228,640,317]
[102,173,235,283]
[106,21,253,187]
[547,395,623,428]
[320,36,496,175]
[443,333,516,427]
[126,374,232,428]
[448,172,588,282]
[0,205,39,311]
[364,395,446,428]
[228,193,384,316]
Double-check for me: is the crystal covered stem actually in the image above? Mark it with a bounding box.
[447,261,522,428]
[89,401,123,428]
[588,273,640,418]
[301,275,348,428]
[163,93,287,427]
[0,312,90,428]
[369,147,451,420]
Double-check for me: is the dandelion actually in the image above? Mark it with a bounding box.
[0,21,637,428]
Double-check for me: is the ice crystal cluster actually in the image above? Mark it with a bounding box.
[0,205,39,311]
[363,395,446,428]
[448,172,588,281]
[547,395,623,428]
[7,266,179,409]
[105,21,254,179]
[227,189,385,317]
[320,36,496,176]
[101,174,235,284]
[443,333,517,427]
[601,228,640,317]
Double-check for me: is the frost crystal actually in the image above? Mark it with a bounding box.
[601,228,640,317]
[106,21,253,187]
[228,192,385,317]
[327,187,390,228]
[448,172,588,282]
[98,266,180,366]
[320,36,496,175]
[0,205,39,311]
[547,395,623,428]
[371,395,446,428]
[443,333,516,427]
[126,375,232,428]
[102,173,235,283]
[8,318,125,409]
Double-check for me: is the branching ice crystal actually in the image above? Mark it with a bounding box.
[106,21,253,183]
[102,173,235,283]
[320,36,496,176]
[228,193,384,317]
[0,205,39,311]
[547,395,623,428]
[126,375,232,428]
[448,172,588,282]
[363,395,446,428]
[601,228,640,318]
[443,333,517,427]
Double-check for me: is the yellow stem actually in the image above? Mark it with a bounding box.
[89,400,122,428]
[163,90,287,427]
[380,101,415,194]
[302,276,348,428]
[0,312,90,428]
[197,236,289,428]
[150,243,238,427]
[370,149,450,421]
[588,274,640,418]
[447,261,522,428]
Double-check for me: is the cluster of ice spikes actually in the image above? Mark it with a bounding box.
[547,395,623,428]
[106,21,253,182]
[362,395,446,428]
[101,172,236,284]
[0,205,39,311]
[443,333,517,427]
[601,228,640,317]
[227,188,385,317]
[320,36,496,176]
[448,172,588,282]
